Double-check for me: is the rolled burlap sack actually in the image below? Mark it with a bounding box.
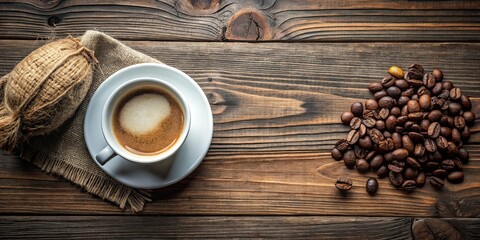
[0,37,97,151]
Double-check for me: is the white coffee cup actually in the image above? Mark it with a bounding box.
[96,77,191,165]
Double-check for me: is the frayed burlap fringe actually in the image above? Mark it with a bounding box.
[20,148,152,212]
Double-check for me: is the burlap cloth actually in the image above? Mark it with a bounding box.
[19,30,160,212]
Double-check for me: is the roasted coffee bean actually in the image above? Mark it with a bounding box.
[389,171,404,187]
[417,86,430,97]
[407,100,421,113]
[387,138,395,151]
[454,116,466,129]
[388,161,405,173]
[350,117,362,130]
[408,79,423,88]
[401,105,409,116]
[419,94,431,110]
[438,89,450,99]
[364,117,376,128]
[385,115,397,132]
[405,168,418,180]
[433,169,447,179]
[408,132,424,143]
[359,124,367,137]
[370,155,384,170]
[447,142,459,155]
[451,128,461,144]
[413,144,425,157]
[442,81,454,91]
[376,165,388,178]
[363,109,376,120]
[383,131,392,138]
[397,116,408,125]
[356,159,370,172]
[378,140,389,152]
[458,148,469,163]
[410,124,421,133]
[379,96,395,109]
[358,136,373,149]
[450,87,462,100]
[423,73,436,88]
[425,138,437,153]
[365,99,379,111]
[428,110,442,122]
[390,107,401,117]
[416,172,426,187]
[432,82,443,95]
[408,112,424,122]
[420,119,430,132]
[462,126,471,140]
[331,147,343,161]
[391,132,402,149]
[432,69,443,81]
[369,128,385,144]
[428,150,443,162]
[395,79,409,91]
[409,64,425,76]
[382,75,396,88]
[427,122,441,138]
[448,102,462,116]
[397,96,410,107]
[435,135,448,149]
[392,148,409,161]
[384,152,393,162]
[369,82,383,93]
[402,180,417,192]
[374,90,388,100]
[336,178,353,191]
[366,178,379,194]
[404,121,414,130]
[407,157,421,169]
[341,112,355,125]
[460,95,472,110]
[430,176,444,189]
[386,86,402,99]
[426,162,440,172]
[402,88,415,98]
[346,130,360,145]
[441,115,454,128]
[354,144,367,159]
[441,159,456,170]
[463,111,476,125]
[378,108,390,120]
[343,150,356,169]
[440,126,451,138]
[375,120,386,131]
[402,135,415,154]
[447,171,464,184]
[452,158,463,170]
[351,102,364,117]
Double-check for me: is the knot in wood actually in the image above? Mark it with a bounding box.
[188,0,220,10]
[225,9,273,41]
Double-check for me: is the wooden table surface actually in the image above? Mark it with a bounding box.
[1,0,480,239]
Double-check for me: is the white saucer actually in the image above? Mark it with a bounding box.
[84,63,213,189]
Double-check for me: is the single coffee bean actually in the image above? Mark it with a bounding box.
[463,111,476,125]
[387,138,395,151]
[413,144,425,157]
[365,99,379,110]
[428,110,442,122]
[386,86,402,99]
[358,136,373,149]
[397,116,408,125]
[335,139,350,153]
[416,172,426,187]
[378,140,390,152]
[383,131,391,138]
[369,128,385,144]
[430,176,444,189]
[451,128,461,144]
[370,155,384,170]
[452,158,463,170]
[363,117,376,128]
[450,87,462,100]
[390,107,401,117]
[422,73,436,88]
[454,116,466,129]
[351,102,364,117]
[447,141,459,155]
[410,123,422,133]
[435,135,448,149]
[440,115,455,128]
[341,112,355,125]
[395,79,409,91]
[417,86,430,97]
[391,132,402,149]
[346,130,360,145]
[425,138,437,153]
[442,81,454,91]
[462,126,471,140]
[405,168,419,180]
[384,152,393,162]
[409,64,425,76]
[392,148,409,161]
[388,66,404,79]
[432,82,443,95]
[407,100,421,113]
[420,119,430,132]
[433,169,448,179]
[402,88,415,98]
[460,95,472,110]
[408,112,424,122]
[366,178,379,194]
[458,148,469,163]
[375,120,386,131]
[441,159,456,170]
[369,82,383,93]
[343,150,356,169]
[388,161,405,173]
[376,165,388,178]
[356,159,370,172]
[408,132,424,143]
[354,144,367,159]
[402,180,417,192]
[432,69,443,81]
[440,126,451,138]
[448,102,462,116]
[397,96,410,107]
[408,79,423,88]
[379,96,395,109]
[385,115,397,132]
[389,171,404,187]
[331,148,343,161]
[335,178,353,191]
[359,124,367,137]
[447,171,464,184]
[407,157,421,169]
[404,121,414,130]
[401,105,409,116]
[382,75,396,88]
[378,108,390,120]
[438,89,450,99]
[350,117,362,129]
[419,94,431,110]
[402,135,415,154]
[374,90,388,100]
[427,122,441,138]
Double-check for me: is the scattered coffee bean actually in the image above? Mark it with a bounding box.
[356,159,370,172]
[463,111,476,125]
[350,117,362,129]
[331,148,343,161]
[382,75,396,88]
[369,82,383,93]
[442,81,454,91]
[416,172,426,187]
[351,102,364,117]
[402,180,417,192]
[379,96,395,109]
[433,169,447,179]
[432,69,443,81]
[376,165,388,178]
[365,99,379,110]
[389,171,404,187]
[430,176,444,189]
[341,112,354,125]
[366,178,378,194]
[343,150,356,169]
[460,95,472,110]
[447,171,464,184]
[336,178,353,191]
[427,122,441,138]
[364,117,376,128]
[450,88,462,100]
[392,148,408,161]
[435,135,448,149]
[346,130,360,145]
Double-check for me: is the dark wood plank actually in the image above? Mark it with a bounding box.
[0,40,479,215]
[0,216,413,239]
[1,0,479,41]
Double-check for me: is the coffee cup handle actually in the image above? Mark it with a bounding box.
[96,146,116,165]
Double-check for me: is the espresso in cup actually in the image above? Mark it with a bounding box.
[112,86,184,156]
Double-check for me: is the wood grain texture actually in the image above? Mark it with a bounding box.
[0,40,479,216]
[0,216,413,239]
[0,0,479,41]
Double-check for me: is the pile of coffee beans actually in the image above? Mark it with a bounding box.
[332,64,476,193]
